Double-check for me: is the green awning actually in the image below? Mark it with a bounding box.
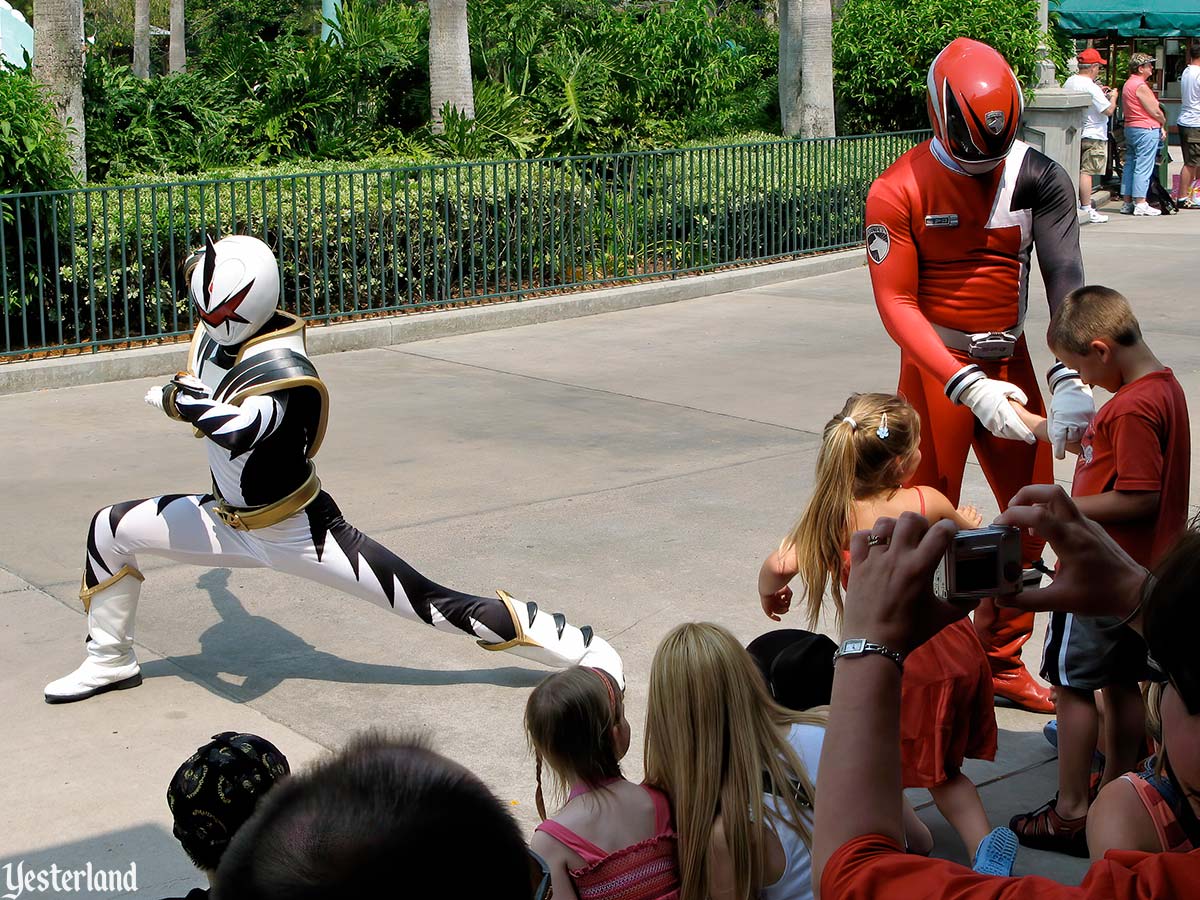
[1053,0,1200,37]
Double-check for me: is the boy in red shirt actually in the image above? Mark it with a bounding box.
[1009,285,1191,855]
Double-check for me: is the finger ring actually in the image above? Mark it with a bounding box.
[867,535,889,548]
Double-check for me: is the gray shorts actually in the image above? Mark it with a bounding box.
[1041,611,1152,691]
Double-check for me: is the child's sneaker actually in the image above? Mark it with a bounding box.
[1133,202,1162,217]
[973,826,1019,876]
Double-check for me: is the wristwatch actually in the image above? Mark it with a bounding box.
[832,638,904,671]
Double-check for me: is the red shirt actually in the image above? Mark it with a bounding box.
[1072,369,1190,567]
[822,834,1200,899]
[865,139,1082,384]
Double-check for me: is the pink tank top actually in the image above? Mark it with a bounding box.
[535,782,681,900]
[1122,75,1159,129]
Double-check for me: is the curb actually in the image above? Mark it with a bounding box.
[0,250,862,396]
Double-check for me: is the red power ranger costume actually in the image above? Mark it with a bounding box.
[865,39,1094,713]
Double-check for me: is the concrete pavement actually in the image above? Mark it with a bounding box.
[2,207,1198,897]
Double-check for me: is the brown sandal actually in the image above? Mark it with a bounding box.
[1009,795,1089,858]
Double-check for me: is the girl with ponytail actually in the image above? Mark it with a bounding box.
[757,392,1019,876]
[525,666,680,900]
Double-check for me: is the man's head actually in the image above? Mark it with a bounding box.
[926,38,1024,175]
[215,732,532,900]
[167,732,290,874]
[1190,44,1200,64]
[1076,47,1106,79]
[1046,284,1142,392]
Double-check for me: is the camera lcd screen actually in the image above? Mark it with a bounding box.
[955,555,995,593]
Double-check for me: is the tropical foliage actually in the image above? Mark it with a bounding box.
[70,0,779,180]
[832,0,1074,134]
[0,65,79,194]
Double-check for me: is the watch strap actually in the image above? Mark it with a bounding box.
[832,638,904,671]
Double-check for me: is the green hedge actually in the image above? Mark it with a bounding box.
[2,134,927,358]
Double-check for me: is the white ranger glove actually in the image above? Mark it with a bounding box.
[1046,362,1095,459]
[144,372,210,420]
[945,365,1035,444]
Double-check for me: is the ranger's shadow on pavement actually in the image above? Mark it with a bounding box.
[139,569,545,701]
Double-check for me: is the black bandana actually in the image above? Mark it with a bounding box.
[167,732,290,870]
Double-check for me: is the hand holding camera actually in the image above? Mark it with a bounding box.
[843,514,965,655]
[842,485,1152,658]
[993,484,1148,621]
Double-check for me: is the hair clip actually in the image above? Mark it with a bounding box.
[876,413,890,440]
[843,416,858,431]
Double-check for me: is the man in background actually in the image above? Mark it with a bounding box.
[1064,48,1118,222]
[1177,44,1200,209]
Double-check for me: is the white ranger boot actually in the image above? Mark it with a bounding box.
[482,590,625,688]
[45,566,145,703]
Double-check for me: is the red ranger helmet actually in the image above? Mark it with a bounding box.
[926,38,1024,175]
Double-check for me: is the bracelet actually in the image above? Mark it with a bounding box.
[1113,572,1156,630]
[832,638,904,672]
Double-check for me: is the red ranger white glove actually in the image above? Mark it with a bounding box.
[945,364,1036,444]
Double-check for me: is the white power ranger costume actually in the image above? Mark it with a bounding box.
[45,235,623,703]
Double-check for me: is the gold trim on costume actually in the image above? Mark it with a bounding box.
[79,565,145,612]
[230,376,330,458]
[477,589,541,651]
[234,311,307,364]
[213,462,321,531]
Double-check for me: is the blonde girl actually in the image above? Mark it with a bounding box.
[526,666,680,900]
[757,392,1017,875]
[644,621,828,900]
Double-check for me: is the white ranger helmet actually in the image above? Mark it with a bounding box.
[188,234,281,346]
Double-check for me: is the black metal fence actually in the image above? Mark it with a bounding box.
[1,132,928,360]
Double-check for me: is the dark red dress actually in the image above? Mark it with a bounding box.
[841,488,997,788]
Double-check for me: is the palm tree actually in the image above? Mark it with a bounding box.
[169,0,185,72]
[32,0,87,178]
[428,0,474,133]
[798,0,835,137]
[133,0,149,77]
[778,0,836,138]
[778,0,802,136]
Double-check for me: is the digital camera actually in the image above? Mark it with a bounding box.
[932,525,1024,605]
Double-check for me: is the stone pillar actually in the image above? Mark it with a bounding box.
[1021,89,1092,218]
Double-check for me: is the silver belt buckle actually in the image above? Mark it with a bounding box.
[967,331,1017,360]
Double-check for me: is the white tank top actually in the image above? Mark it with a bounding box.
[760,723,825,900]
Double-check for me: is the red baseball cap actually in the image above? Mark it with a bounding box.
[1078,48,1107,65]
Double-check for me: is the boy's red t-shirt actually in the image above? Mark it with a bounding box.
[821,834,1200,900]
[1071,368,1191,567]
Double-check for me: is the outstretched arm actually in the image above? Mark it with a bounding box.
[759,544,799,621]
[146,374,286,454]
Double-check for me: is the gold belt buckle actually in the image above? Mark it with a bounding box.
[215,504,248,531]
